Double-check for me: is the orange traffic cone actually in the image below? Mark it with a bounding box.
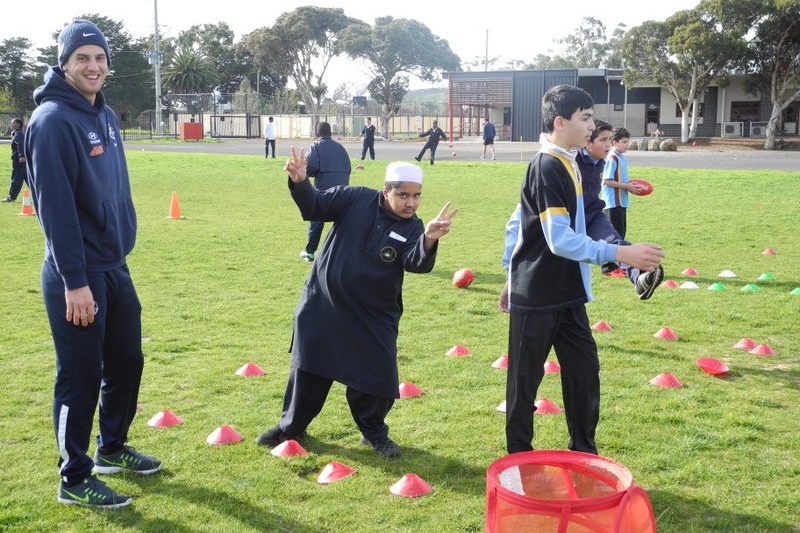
[18,189,35,216]
[166,191,185,219]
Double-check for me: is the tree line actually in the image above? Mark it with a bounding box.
[1,0,798,147]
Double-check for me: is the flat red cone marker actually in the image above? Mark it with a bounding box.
[761,248,777,255]
[733,338,757,350]
[757,272,774,281]
[491,354,509,369]
[270,439,307,457]
[317,461,357,484]
[654,327,679,340]
[390,473,432,497]
[661,279,679,288]
[750,344,775,356]
[649,372,683,388]
[496,400,506,413]
[206,425,244,445]
[591,320,613,331]
[534,398,563,414]
[398,381,424,398]
[708,283,726,291]
[740,284,761,292]
[235,362,265,377]
[543,360,561,374]
[696,358,729,375]
[147,410,183,428]
[682,267,699,276]
[136,404,143,411]
[446,344,471,357]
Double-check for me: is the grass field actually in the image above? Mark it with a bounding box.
[0,151,798,532]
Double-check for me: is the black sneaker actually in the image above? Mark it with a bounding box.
[255,425,305,447]
[414,156,421,162]
[360,435,401,458]
[58,475,132,509]
[94,446,162,475]
[0,197,13,203]
[636,264,664,300]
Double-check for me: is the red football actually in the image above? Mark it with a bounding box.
[452,268,474,288]
[629,179,653,196]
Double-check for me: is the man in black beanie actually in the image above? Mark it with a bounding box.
[25,19,162,509]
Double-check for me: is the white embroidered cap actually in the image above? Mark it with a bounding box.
[385,162,423,184]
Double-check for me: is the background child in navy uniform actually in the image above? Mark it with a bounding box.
[415,120,447,165]
[505,84,664,454]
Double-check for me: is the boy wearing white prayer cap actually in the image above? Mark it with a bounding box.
[257,155,457,457]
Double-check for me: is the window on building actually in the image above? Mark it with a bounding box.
[730,101,760,121]
[503,107,511,126]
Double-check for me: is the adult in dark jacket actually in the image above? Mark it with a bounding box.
[257,155,458,457]
[300,121,351,261]
[481,117,496,160]
[25,20,161,510]
[359,117,376,160]
[415,120,447,165]
[1,118,27,202]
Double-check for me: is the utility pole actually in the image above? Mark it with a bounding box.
[484,29,489,71]
[152,0,162,134]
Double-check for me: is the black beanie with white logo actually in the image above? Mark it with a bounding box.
[57,20,110,68]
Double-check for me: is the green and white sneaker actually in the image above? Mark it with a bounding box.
[58,475,132,508]
[94,445,162,475]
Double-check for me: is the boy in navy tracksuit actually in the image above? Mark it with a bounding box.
[25,20,161,509]
[505,85,665,454]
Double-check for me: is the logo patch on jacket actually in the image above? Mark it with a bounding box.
[89,145,104,156]
[380,246,398,262]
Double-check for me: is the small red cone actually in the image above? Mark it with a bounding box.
[390,473,432,497]
[147,409,183,428]
[534,398,563,414]
[317,461,357,484]
[695,358,729,375]
[649,372,683,388]
[749,343,775,356]
[235,362,265,377]
[733,338,757,350]
[761,248,777,255]
[591,320,613,331]
[206,425,244,445]
[398,381,424,398]
[543,360,560,374]
[166,191,185,219]
[136,404,143,411]
[271,439,307,457]
[491,354,509,369]
[18,189,35,216]
[653,327,679,340]
[446,344,471,357]
[661,279,679,288]
[682,267,699,276]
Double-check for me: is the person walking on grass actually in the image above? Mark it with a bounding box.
[25,20,162,509]
[1,118,27,203]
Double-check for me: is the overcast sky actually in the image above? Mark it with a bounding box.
[1,0,700,91]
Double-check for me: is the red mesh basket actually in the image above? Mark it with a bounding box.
[486,450,656,533]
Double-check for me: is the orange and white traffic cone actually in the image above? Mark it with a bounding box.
[166,191,185,219]
[18,189,35,216]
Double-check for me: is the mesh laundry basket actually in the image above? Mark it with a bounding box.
[485,450,656,533]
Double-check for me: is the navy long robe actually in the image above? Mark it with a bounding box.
[288,178,438,398]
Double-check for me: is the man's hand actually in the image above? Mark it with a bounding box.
[284,146,307,183]
[498,281,510,313]
[65,286,96,327]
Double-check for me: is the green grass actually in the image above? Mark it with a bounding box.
[0,151,798,532]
